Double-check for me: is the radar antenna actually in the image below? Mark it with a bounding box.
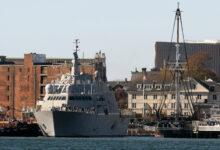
[71,39,80,76]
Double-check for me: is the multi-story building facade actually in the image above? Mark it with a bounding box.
[127,69,220,117]
[0,52,106,119]
[155,41,220,77]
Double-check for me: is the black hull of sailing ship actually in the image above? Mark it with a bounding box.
[157,119,194,138]
[157,119,220,138]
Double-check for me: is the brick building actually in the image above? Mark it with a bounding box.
[155,41,220,77]
[0,52,106,119]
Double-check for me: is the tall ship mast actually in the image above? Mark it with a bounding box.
[169,3,187,119]
[34,40,130,137]
[157,4,195,138]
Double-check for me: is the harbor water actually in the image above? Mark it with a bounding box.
[0,137,219,150]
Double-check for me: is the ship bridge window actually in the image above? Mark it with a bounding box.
[69,95,92,101]
[97,97,105,101]
[87,80,91,84]
[47,96,66,101]
[62,86,67,93]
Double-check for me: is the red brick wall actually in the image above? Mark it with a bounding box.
[0,66,12,118]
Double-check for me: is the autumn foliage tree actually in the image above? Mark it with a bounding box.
[187,52,217,80]
[160,51,219,81]
[115,88,128,109]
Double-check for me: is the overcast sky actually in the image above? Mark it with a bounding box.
[1,0,220,80]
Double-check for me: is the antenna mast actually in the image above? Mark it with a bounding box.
[71,39,80,76]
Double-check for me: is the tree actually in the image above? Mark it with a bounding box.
[187,52,218,80]
[115,88,128,109]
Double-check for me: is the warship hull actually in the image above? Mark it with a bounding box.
[34,111,129,137]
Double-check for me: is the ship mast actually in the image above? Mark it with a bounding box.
[169,3,186,119]
[175,4,181,118]
[71,39,80,76]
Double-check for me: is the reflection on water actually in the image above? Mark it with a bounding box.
[0,136,219,150]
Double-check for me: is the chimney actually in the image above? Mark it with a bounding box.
[142,68,147,73]
[125,78,127,83]
[142,68,147,81]
[135,67,138,72]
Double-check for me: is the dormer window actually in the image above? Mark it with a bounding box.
[137,84,142,89]
[144,85,152,90]
[155,85,161,89]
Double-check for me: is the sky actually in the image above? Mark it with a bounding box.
[0,0,220,80]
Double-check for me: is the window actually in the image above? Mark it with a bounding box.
[8,67,10,72]
[197,94,202,99]
[7,106,10,110]
[7,76,10,81]
[171,103,175,109]
[144,94,147,99]
[164,95,167,99]
[172,94,176,99]
[185,94,188,99]
[144,103,148,107]
[156,85,161,89]
[213,95,217,100]
[153,103,157,109]
[184,112,188,116]
[7,86,9,91]
[19,68,22,72]
[137,84,142,89]
[164,104,167,108]
[153,95,157,99]
[192,84,196,89]
[171,112,175,115]
[132,103,136,108]
[132,94,136,99]
[144,85,152,90]
[7,96,9,101]
[69,96,91,101]
[184,103,188,109]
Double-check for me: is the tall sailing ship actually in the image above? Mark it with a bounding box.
[156,4,196,138]
[34,40,129,137]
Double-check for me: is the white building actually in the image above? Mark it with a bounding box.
[127,69,220,117]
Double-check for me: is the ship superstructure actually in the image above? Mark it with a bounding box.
[34,39,129,137]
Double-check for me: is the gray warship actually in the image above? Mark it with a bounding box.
[34,39,129,137]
